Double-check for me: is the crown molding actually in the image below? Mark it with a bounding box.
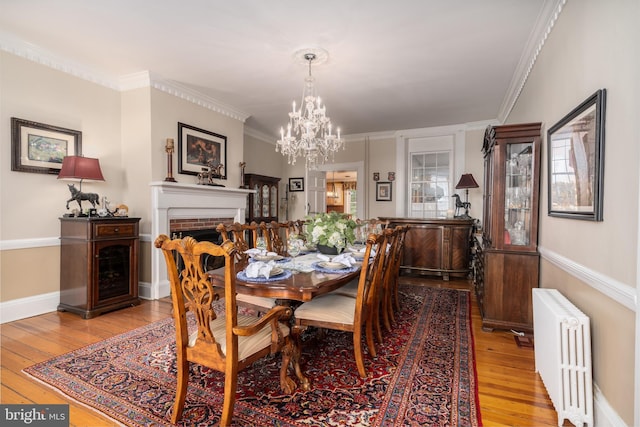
[149,77,250,122]
[498,0,568,122]
[244,126,277,144]
[0,31,250,122]
[0,29,120,90]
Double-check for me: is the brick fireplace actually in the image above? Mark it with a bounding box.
[148,181,253,299]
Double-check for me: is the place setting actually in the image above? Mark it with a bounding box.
[237,259,292,282]
[312,252,360,274]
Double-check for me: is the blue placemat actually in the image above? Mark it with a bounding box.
[311,262,360,274]
[237,269,292,282]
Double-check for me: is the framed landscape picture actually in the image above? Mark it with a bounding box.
[178,122,227,179]
[11,118,82,174]
[548,89,606,221]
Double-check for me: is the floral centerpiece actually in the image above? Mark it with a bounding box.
[304,211,357,254]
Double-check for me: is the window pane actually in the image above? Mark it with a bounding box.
[408,150,451,219]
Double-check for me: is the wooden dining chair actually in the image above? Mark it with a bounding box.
[155,234,296,426]
[261,221,289,256]
[293,232,388,378]
[379,226,405,332]
[388,225,409,317]
[217,222,277,313]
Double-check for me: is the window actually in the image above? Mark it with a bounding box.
[409,151,451,218]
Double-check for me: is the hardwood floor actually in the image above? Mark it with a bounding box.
[1,276,562,426]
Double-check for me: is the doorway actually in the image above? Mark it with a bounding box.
[314,161,365,219]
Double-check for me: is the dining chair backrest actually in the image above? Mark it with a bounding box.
[379,226,403,332]
[355,232,389,344]
[154,234,295,426]
[261,221,289,256]
[216,222,259,265]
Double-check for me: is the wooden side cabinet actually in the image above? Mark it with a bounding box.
[58,217,141,319]
[381,217,474,280]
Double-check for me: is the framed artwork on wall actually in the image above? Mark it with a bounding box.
[178,122,227,179]
[376,182,392,201]
[289,177,304,192]
[11,118,82,174]
[548,89,606,221]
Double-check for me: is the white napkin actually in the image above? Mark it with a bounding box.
[245,248,264,257]
[245,260,276,279]
[317,253,356,267]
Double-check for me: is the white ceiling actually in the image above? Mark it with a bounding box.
[0,0,554,138]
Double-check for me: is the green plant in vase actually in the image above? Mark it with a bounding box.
[304,211,357,254]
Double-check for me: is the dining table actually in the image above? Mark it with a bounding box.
[208,250,363,391]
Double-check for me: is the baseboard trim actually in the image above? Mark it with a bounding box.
[1,291,60,323]
[594,383,627,427]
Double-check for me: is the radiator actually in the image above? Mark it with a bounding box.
[532,288,593,427]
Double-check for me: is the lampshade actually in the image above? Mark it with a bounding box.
[57,156,105,182]
[455,174,479,189]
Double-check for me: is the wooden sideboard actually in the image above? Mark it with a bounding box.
[380,217,474,280]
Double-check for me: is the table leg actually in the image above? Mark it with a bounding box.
[291,324,311,391]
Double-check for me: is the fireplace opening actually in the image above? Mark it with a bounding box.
[172,228,225,272]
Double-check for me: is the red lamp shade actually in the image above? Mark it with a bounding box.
[455,174,479,189]
[57,156,105,182]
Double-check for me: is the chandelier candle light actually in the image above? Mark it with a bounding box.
[276,51,344,169]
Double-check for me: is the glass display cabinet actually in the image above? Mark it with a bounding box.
[245,173,280,224]
[475,123,541,332]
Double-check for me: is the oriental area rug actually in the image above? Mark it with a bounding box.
[24,286,481,426]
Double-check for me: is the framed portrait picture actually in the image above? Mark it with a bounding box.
[289,177,304,192]
[178,122,227,179]
[11,118,82,174]
[548,89,606,221]
[376,182,392,201]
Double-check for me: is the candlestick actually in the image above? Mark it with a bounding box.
[164,138,177,182]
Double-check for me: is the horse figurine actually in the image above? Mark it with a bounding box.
[452,194,470,217]
[66,184,100,210]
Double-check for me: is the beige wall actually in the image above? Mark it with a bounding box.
[1,53,122,240]
[1,52,245,304]
[506,0,639,423]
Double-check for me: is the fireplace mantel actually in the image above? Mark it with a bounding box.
[148,181,253,299]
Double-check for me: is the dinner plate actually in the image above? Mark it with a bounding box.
[350,252,365,260]
[269,267,284,277]
[319,261,348,270]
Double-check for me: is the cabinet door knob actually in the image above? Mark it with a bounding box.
[114,228,119,232]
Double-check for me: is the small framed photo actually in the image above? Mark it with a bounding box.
[11,118,82,174]
[548,89,606,221]
[178,122,227,179]
[289,177,304,192]
[376,182,392,201]
[373,172,380,181]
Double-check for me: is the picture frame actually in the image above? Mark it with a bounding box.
[376,182,392,201]
[178,122,227,179]
[548,89,606,221]
[11,118,82,174]
[289,177,304,192]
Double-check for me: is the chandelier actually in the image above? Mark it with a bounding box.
[276,52,344,169]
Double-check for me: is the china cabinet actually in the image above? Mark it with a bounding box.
[475,123,541,332]
[58,217,141,319]
[245,173,280,223]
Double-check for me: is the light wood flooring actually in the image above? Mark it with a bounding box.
[1,276,564,426]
